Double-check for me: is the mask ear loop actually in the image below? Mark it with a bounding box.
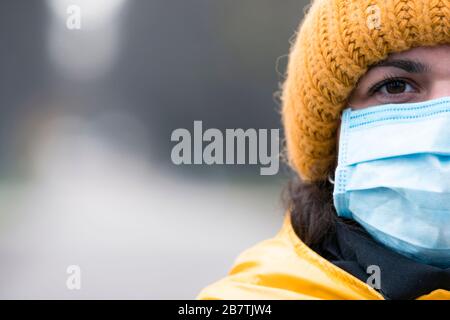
[328,173,335,185]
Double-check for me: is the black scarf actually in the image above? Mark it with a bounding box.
[319,219,450,300]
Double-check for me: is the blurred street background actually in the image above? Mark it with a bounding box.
[0,0,307,298]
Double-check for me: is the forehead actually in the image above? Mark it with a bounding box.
[386,45,450,72]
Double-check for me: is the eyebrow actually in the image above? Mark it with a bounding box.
[369,59,430,73]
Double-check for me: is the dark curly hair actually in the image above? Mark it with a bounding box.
[284,176,337,252]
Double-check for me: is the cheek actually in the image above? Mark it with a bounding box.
[347,83,375,109]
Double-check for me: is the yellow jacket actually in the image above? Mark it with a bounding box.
[198,216,450,300]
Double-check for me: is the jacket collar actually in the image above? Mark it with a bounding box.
[318,219,450,300]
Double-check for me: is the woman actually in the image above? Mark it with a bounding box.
[198,0,450,300]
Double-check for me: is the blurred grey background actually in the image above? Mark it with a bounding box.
[0,0,307,299]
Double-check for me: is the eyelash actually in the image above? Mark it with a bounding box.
[368,75,416,96]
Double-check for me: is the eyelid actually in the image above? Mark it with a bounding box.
[368,75,418,95]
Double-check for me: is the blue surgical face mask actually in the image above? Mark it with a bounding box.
[333,96,450,268]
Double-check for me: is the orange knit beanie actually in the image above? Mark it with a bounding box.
[282,0,450,182]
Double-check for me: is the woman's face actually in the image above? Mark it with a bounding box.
[337,44,450,154]
[348,44,450,109]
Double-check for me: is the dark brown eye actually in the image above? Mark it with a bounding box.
[384,80,407,94]
[374,79,415,95]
